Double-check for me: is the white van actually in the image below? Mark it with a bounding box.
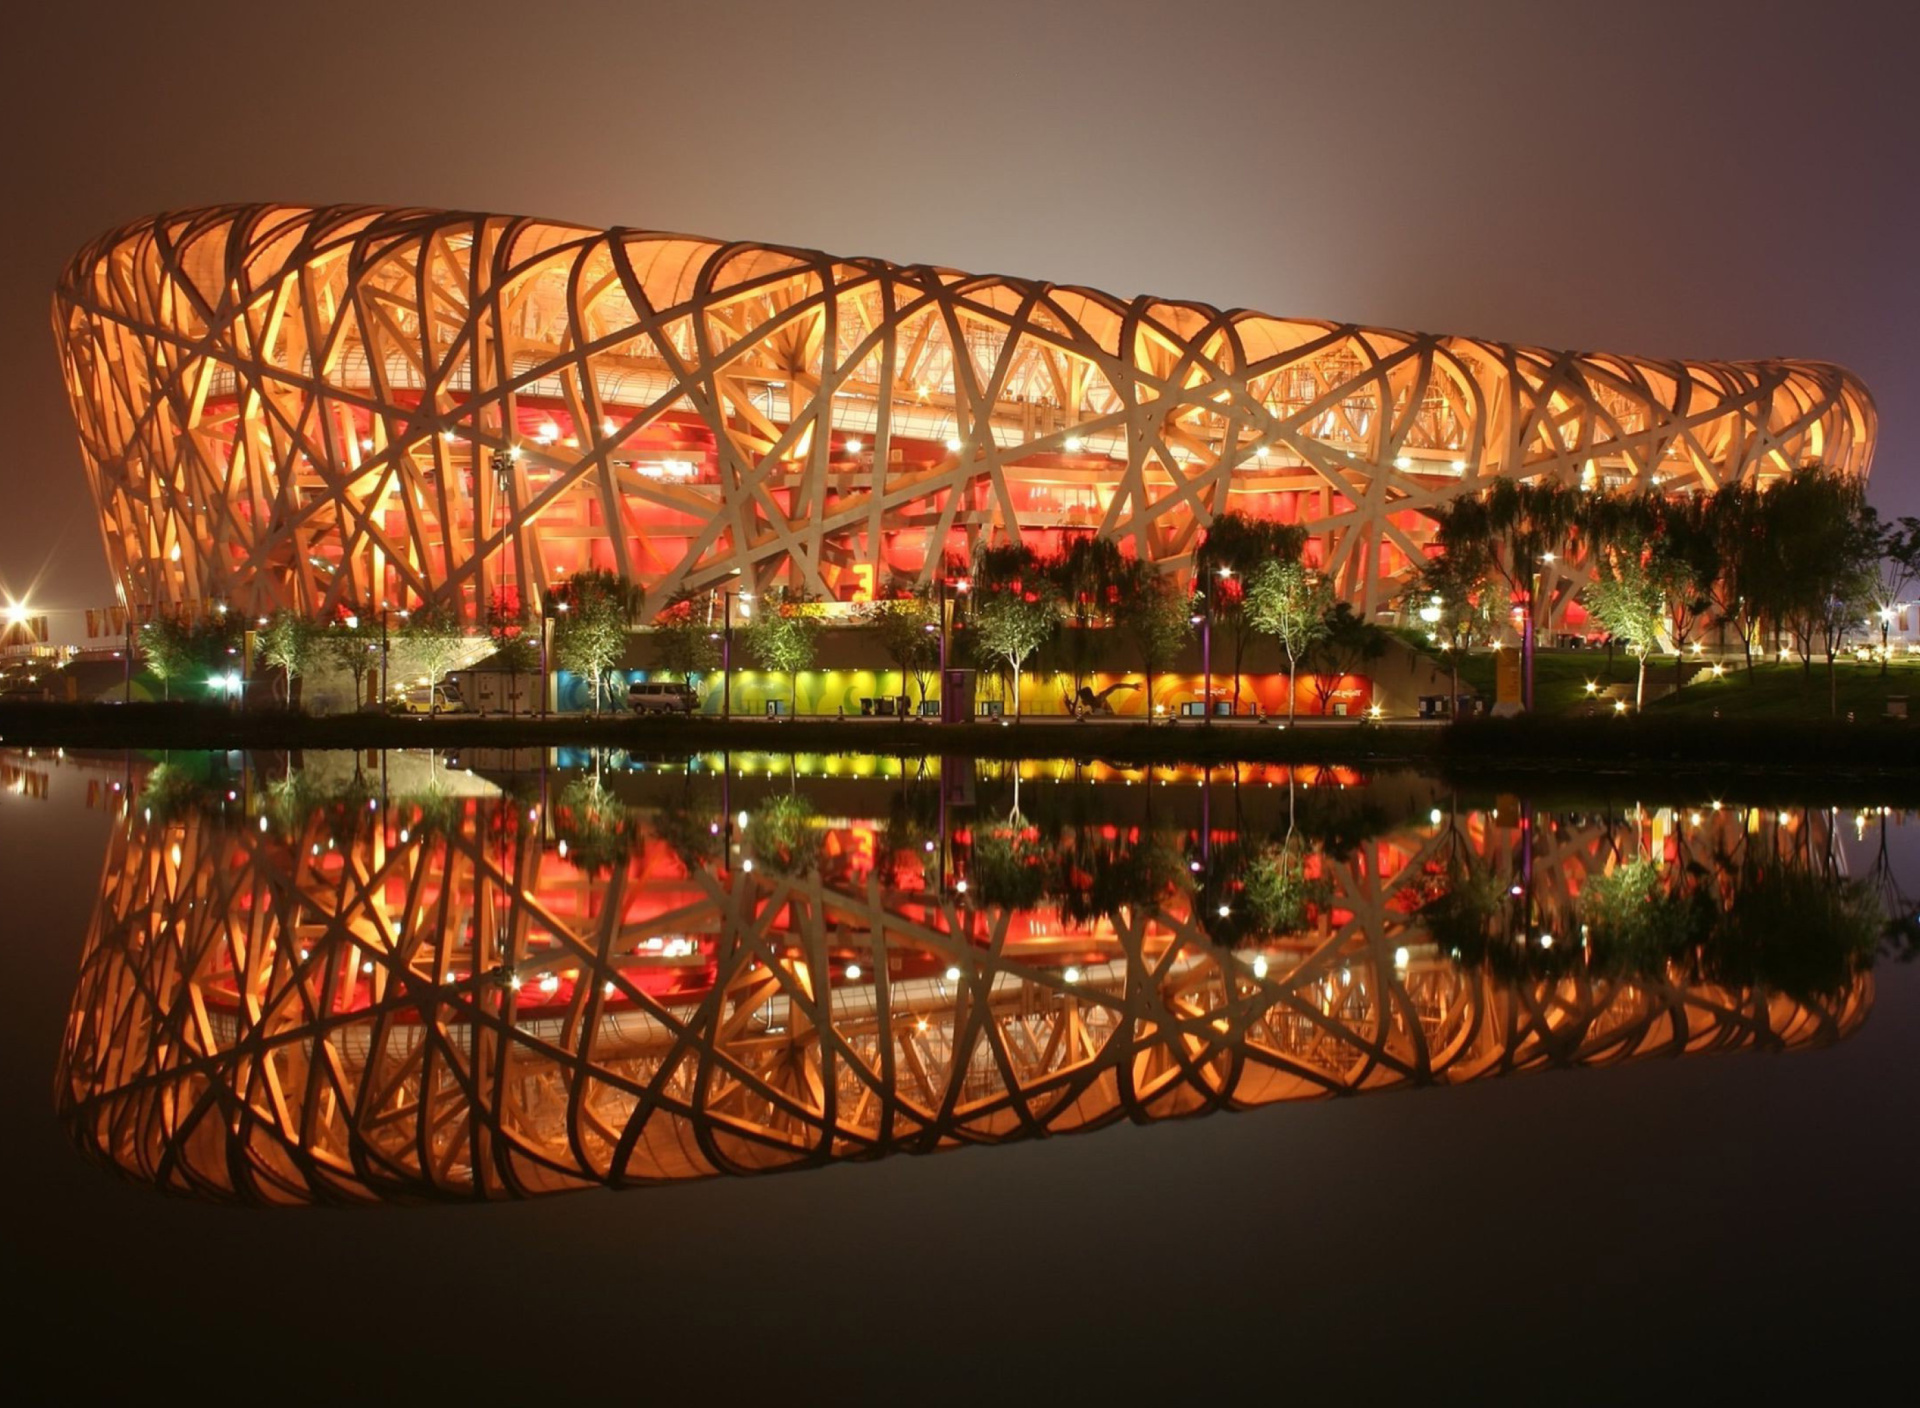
[627,680,695,714]
[396,681,466,714]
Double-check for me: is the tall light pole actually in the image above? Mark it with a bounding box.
[937,573,969,721]
[721,572,750,722]
[1199,566,1232,726]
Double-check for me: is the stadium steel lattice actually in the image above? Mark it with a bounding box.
[58,766,1869,1204]
[54,204,1875,625]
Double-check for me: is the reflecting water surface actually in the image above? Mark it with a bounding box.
[44,749,1901,1204]
[10,745,1920,1398]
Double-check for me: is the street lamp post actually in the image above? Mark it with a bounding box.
[936,573,969,722]
[540,594,569,716]
[1199,567,1232,727]
[720,573,750,722]
[538,597,553,718]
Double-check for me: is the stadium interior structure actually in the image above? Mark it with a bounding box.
[54,204,1876,627]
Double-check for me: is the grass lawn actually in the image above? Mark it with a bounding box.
[1650,659,1920,719]
[1450,648,1920,720]
[1448,648,1644,713]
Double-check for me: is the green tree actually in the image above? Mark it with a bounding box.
[1750,467,1878,711]
[1583,550,1666,709]
[1703,481,1766,674]
[257,608,321,707]
[861,587,940,711]
[742,587,823,715]
[553,775,637,877]
[968,543,1058,719]
[487,589,541,716]
[137,616,197,701]
[1194,512,1308,713]
[650,593,722,692]
[1433,479,1582,707]
[1244,558,1333,723]
[321,615,380,709]
[648,593,721,716]
[1643,491,1721,692]
[1306,602,1389,715]
[1865,508,1920,676]
[398,603,469,715]
[1121,572,1193,720]
[1049,535,1139,697]
[553,570,641,713]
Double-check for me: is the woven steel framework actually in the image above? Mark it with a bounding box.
[59,776,1869,1204]
[55,204,1876,623]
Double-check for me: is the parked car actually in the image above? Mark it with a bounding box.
[395,682,466,714]
[627,680,695,714]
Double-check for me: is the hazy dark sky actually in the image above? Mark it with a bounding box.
[4,0,1917,614]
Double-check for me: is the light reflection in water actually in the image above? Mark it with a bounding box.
[48,749,1900,1206]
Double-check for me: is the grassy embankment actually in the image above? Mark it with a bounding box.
[1449,650,1920,720]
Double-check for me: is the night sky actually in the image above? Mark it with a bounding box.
[3,0,1918,624]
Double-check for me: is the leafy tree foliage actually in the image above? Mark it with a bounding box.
[1306,602,1389,715]
[742,587,824,713]
[137,618,197,701]
[1866,509,1920,675]
[649,594,722,689]
[1120,572,1193,718]
[1583,538,1668,709]
[860,587,940,708]
[138,614,239,701]
[552,570,642,713]
[321,616,381,709]
[486,589,541,716]
[1243,558,1333,722]
[397,603,469,714]
[1194,512,1308,712]
[1048,535,1140,695]
[967,543,1058,718]
[1431,479,1583,645]
[1745,467,1878,709]
[257,608,322,706]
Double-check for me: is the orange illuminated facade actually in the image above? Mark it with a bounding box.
[54,204,1876,624]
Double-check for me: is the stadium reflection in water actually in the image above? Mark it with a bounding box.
[56,750,1892,1205]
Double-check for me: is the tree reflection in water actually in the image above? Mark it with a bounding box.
[54,751,1894,1206]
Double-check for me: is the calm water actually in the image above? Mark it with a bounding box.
[6,747,1919,1399]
